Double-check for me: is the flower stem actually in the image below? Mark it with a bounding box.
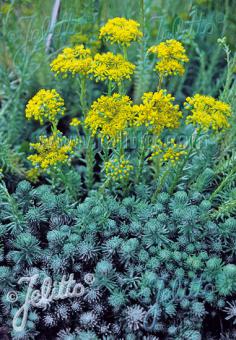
[136,134,146,183]
[85,133,94,190]
[80,76,87,116]
[108,81,113,96]
[157,74,163,90]
[151,167,170,202]
[102,138,109,163]
[118,132,124,158]
[123,46,128,60]
[168,129,201,195]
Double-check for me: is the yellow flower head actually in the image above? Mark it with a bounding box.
[133,90,182,134]
[28,131,76,170]
[70,117,81,127]
[184,94,232,131]
[85,93,133,143]
[50,44,93,77]
[89,52,135,84]
[150,139,187,164]
[104,156,133,182]
[99,17,143,46]
[25,89,65,124]
[148,39,189,76]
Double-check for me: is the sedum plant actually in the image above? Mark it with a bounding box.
[24,17,232,201]
[0,11,235,339]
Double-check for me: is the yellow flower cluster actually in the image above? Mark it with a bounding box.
[25,89,65,124]
[148,39,189,76]
[99,17,143,46]
[89,52,135,84]
[132,90,182,134]
[50,44,93,77]
[150,139,187,164]
[70,117,81,127]
[104,157,133,181]
[184,94,232,131]
[28,132,76,169]
[85,93,133,143]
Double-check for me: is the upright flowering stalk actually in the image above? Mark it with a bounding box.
[168,94,232,195]
[184,94,232,202]
[148,39,189,88]
[99,17,143,59]
[150,139,187,199]
[132,90,183,182]
[51,44,96,189]
[25,90,76,182]
[85,93,134,185]
[50,44,93,115]
[99,156,133,194]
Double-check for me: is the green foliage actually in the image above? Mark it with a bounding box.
[0,182,235,337]
[0,0,236,338]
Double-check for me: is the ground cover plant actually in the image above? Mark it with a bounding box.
[0,0,236,339]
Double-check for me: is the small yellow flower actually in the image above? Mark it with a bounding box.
[50,44,93,77]
[89,52,135,84]
[85,93,133,143]
[26,168,41,183]
[28,131,76,170]
[104,156,133,182]
[25,89,65,124]
[70,118,81,127]
[99,17,143,46]
[148,39,189,76]
[184,94,232,131]
[150,139,187,164]
[132,90,182,134]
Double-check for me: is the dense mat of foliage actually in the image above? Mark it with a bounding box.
[0,0,236,339]
[0,181,236,339]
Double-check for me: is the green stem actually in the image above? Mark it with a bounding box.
[157,74,163,90]
[118,82,124,95]
[168,130,201,195]
[99,179,110,195]
[118,132,124,158]
[85,133,94,190]
[108,81,113,96]
[51,121,58,134]
[102,138,109,163]
[123,46,128,60]
[80,76,87,116]
[153,157,161,181]
[151,167,170,202]
[136,139,146,183]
